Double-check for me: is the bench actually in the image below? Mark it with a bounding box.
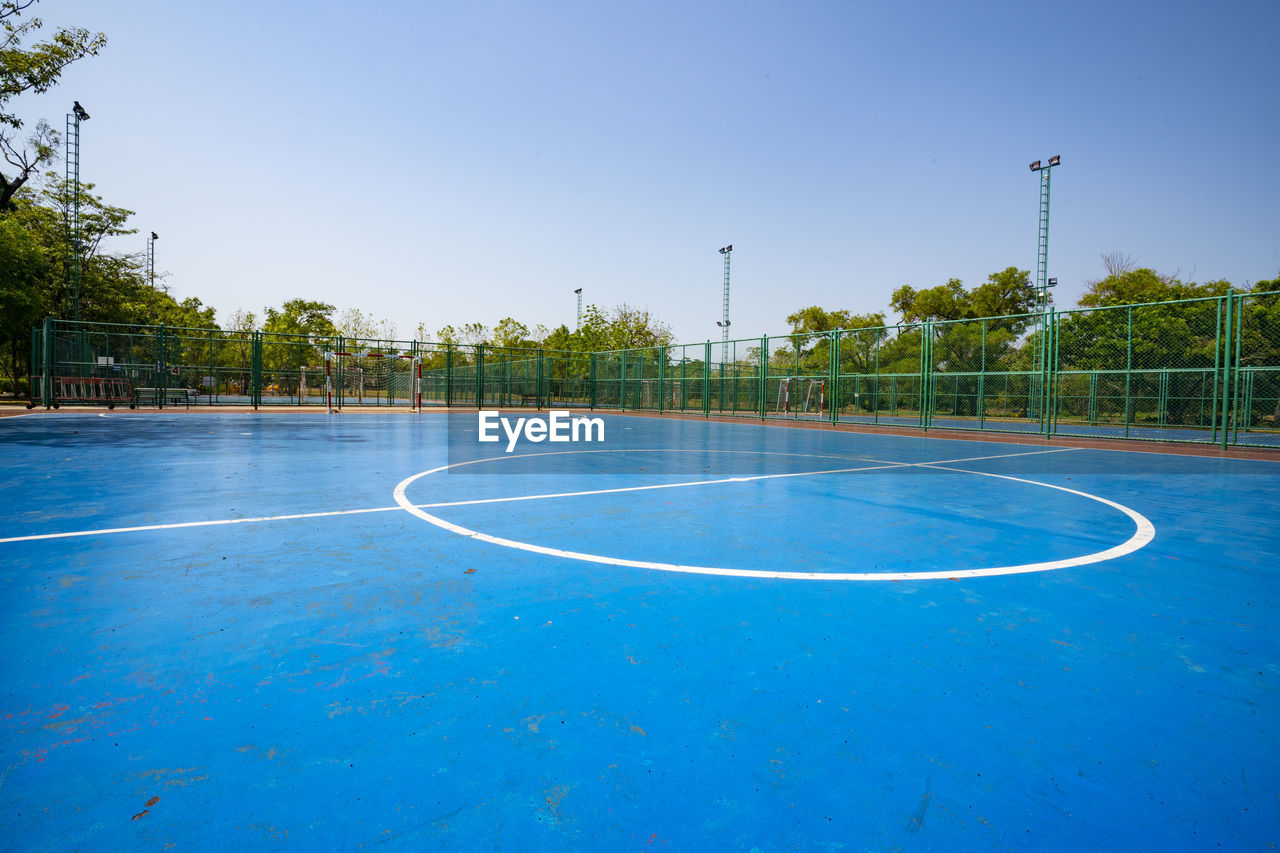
[133,387,199,408]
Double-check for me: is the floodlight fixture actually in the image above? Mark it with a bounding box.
[1047,155,1061,167]
[152,231,158,240]
[73,101,90,121]
[1029,160,1042,172]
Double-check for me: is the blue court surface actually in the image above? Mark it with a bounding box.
[1,411,1277,851]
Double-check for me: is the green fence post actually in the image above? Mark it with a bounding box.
[589,352,597,410]
[1157,369,1168,430]
[873,331,881,424]
[537,349,544,409]
[1210,297,1223,443]
[620,349,627,412]
[829,330,839,424]
[759,336,767,419]
[978,320,987,430]
[706,340,716,417]
[251,332,262,410]
[918,322,930,430]
[157,325,169,410]
[41,317,53,408]
[336,335,346,409]
[1219,291,1233,449]
[1045,308,1058,438]
[1124,308,1133,439]
[657,346,666,414]
[1231,292,1244,444]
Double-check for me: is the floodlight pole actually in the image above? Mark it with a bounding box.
[1028,156,1060,416]
[718,245,732,367]
[65,102,89,321]
[574,288,583,329]
[147,231,158,288]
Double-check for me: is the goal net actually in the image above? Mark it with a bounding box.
[323,351,421,411]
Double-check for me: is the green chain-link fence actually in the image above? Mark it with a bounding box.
[30,291,1280,447]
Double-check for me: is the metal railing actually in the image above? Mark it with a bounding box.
[30,290,1280,448]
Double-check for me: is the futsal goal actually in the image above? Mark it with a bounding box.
[323,351,421,412]
[775,377,825,416]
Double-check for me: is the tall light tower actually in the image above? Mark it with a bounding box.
[1028,155,1061,377]
[65,100,90,320]
[574,288,583,329]
[147,231,158,288]
[717,245,732,366]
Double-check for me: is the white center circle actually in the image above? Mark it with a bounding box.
[392,449,1155,581]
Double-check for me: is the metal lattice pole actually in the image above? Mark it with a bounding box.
[64,104,89,321]
[574,288,582,329]
[717,245,732,367]
[1028,156,1060,417]
[147,231,158,288]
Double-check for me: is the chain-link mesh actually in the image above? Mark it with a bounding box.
[1234,289,1280,446]
[1053,297,1224,442]
[29,302,1280,448]
[832,324,926,428]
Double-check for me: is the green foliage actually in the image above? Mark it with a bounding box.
[891,267,1035,329]
[492,317,532,349]
[0,175,221,393]
[337,307,396,344]
[262,299,338,339]
[1079,268,1230,307]
[1,1,108,207]
[0,210,44,387]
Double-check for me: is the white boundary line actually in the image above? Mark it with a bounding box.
[391,447,1156,581]
[2,446,1155,582]
[0,505,403,544]
[0,450,905,544]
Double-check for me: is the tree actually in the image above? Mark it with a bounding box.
[891,267,1036,328]
[604,304,673,351]
[1057,265,1243,425]
[0,210,45,391]
[492,317,531,349]
[780,306,889,376]
[1,1,107,208]
[262,299,338,339]
[1078,266,1229,308]
[886,269,1037,416]
[338,307,396,343]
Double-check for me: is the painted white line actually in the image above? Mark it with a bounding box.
[0,447,1149,571]
[914,447,1082,466]
[416,463,908,510]
[0,505,403,544]
[392,450,1156,581]
[2,455,891,543]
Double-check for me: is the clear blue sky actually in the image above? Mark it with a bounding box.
[18,0,1280,344]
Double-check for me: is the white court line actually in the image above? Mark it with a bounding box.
[0,446,1112,552]
[0,460,908,544]
[392,446,1156,581]
[915,447,1082,466]
[0,505,405,544]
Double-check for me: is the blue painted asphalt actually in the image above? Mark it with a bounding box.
[1,412,1277,850]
